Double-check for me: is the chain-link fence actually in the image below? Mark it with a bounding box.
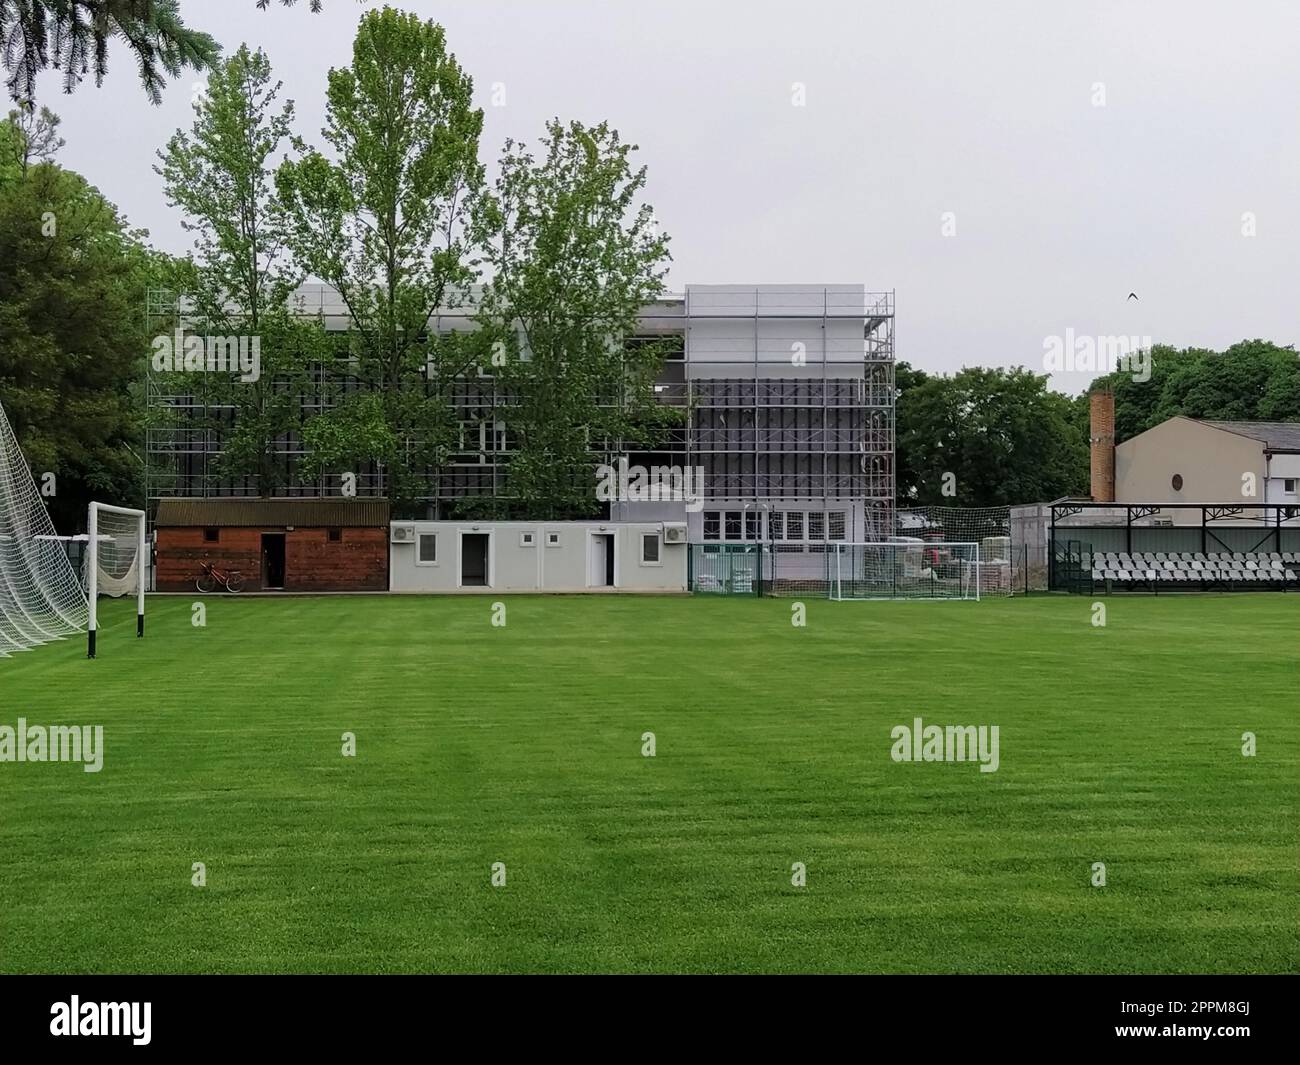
[688,540,1046,597]
[689,504,1050,596]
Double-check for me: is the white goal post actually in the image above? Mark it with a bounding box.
[86,502,147,658]
[830,541,981,601]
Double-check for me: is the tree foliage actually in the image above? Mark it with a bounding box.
[896,364,1088,507]
[0,0,218,104]
[897,344,1300,509]
[276,7,486,511]
[0,111,160,528]
[1084,341,1300,445]
[468,119,675,520]
[155,44,322,496]
[5,101,61,174]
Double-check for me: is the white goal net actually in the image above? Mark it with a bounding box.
[830,541,982,600]
[0,401,88,656]
[85,502,147,657]
[896,506,1015,596]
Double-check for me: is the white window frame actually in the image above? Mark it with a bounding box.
[545,531,562,548]
[416,531,439,566]
[787,510,805,541]
[807,511,825,542]
[520,531,536,548]
[640,532,662,566]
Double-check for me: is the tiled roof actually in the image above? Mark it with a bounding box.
[1197,420,1300,451]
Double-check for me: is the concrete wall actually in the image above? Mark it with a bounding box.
[389,521,688,593]
[1116,418,1266,523]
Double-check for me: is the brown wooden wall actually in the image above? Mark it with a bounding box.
[156,527,388,592]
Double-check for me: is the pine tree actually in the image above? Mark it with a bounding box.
[1,0,219,104]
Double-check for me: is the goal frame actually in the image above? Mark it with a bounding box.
[87,502,147,658]
[830,541,982,601]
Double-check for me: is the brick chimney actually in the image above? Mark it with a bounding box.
[1089,389,1115,502]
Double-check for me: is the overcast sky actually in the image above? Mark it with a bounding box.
[30,0,1300,391]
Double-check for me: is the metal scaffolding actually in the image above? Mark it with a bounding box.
[144,286,896,533]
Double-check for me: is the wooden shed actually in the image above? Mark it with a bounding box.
[154,498,390,592]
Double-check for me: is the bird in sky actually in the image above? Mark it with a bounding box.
[1127,292,1139,301]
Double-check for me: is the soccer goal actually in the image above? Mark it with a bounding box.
[85,502,147,658]
[829,541,981,600]
[0,401,88,656]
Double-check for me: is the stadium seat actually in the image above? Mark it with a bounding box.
[1091,546,1300,591]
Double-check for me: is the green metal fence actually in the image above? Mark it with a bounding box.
[688,544,765,596]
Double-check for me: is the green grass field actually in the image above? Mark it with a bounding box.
[1,593,1296,974]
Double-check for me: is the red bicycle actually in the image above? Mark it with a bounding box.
[196,560,245,594]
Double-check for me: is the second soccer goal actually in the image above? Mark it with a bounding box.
[85,502,147,658]
[829,541,981,601]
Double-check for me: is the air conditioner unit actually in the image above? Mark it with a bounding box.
[663,523,688,544]
[391,523,417,544]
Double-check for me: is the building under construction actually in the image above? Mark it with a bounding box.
[145,283,895,543]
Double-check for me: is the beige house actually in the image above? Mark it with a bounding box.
[1114,417,1300,522]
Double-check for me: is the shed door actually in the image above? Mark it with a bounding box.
[262,533,286,590]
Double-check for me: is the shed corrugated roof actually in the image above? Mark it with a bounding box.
[1197,420,1300,451]
[155,498,391,528]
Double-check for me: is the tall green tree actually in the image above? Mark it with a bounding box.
[897,365,1088,507]
[5,102,61,174]
[469,119,675,519]
[156,43,318,496]
[1,0,218,104]
[892,360,929,503]
[0,111,160,528]
[1085,341,1300,444]
[275,7,486,511]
